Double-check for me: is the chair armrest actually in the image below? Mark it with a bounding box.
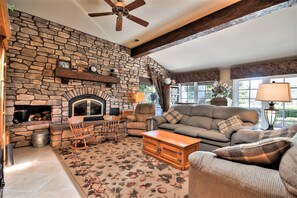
[126,115,136,122]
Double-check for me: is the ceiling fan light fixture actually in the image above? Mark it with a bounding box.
[89,0,149,31]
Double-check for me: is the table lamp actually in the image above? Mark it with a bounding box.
[134,92,146,103]
[256,81,291,130]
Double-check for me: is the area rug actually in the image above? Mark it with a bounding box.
[54,137,189,198]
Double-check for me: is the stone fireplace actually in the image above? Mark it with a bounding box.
[5,10,170,148]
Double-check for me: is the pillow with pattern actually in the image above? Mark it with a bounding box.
[163,109,183,124]
[218,115,243,134]
[259,124,297,140]
[213,137,292,165]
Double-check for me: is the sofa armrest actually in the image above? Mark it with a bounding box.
[231,128,261,145]
[188,151,291,198]
[153,116,167,126]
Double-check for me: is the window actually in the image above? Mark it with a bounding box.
[197,83,212,104]
[177,82,214,105]
[139,85,158,103]
[234,75,297,128]
[270,77,297,127]
[237,79,262,110]
[181,83,195,103]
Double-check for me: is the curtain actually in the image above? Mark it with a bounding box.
[147,66,165,111]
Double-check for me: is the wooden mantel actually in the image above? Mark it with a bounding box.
[55,68,120,84]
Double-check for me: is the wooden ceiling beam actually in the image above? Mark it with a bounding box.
[131,0,294,58]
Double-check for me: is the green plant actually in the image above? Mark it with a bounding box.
[7,4,15,12]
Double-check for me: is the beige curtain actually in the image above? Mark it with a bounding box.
[147,66,165,111]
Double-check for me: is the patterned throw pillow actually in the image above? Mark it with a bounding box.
[218,115,243,134]
[163,109,183,124]
[259,124,297,140]
[213,137,292,165]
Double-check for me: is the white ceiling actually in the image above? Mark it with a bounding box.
[8,0,297,73]
[150,5,297,73]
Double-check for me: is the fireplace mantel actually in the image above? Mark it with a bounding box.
[55,68,120,83]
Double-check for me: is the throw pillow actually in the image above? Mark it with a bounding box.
[163,109,183,124]
[259,124,297,140]
[218,115,243,134]
[213,137,292,165]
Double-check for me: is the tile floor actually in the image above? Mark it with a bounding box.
[3,146,80,198]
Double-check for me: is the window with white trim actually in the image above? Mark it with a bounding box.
[233,74,297,128]
[181,83,195,103]
[197,83,213,104]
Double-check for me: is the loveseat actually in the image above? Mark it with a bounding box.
[188,132,297,198]
[152,105,259,151]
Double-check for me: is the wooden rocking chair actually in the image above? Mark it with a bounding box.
[68,116,94,149]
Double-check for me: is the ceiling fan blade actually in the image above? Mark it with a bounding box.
[116,17,123,31]
[126,0,145,11]
[104,0,115,7]
[127,14,149,27]
[88,12,114,17]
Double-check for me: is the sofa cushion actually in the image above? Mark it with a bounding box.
[259,124,297,140]
[174,126,207,137]
[159,123,185,130]
[180,115,190,125]
[211,119,224,130]
[213,106,259,124]
[172,105,192,115]
[198,130,230,142]
[127,122,146,129]
[199,138,230,147]
[218,115,243,134]
[279,134,297,196]
[214,137,292,165]
[163,109,183,124]
[188,116,213,130]
[190,105,215,117]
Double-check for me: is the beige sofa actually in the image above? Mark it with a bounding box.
[153,105,259,151]
[188,132,297,198]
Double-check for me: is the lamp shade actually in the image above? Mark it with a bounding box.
[256,82,292,102]
[135,92,146,103]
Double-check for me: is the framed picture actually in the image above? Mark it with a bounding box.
[57,59,71,69]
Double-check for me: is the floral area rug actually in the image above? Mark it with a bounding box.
[54,137,189,198]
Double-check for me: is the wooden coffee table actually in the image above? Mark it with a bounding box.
[142,130,201,170]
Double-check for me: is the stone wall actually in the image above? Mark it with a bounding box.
[6,10,170,148]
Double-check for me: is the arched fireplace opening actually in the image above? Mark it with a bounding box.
[68,94,106,121]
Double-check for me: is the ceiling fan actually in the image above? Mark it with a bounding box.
[88,0,149,31]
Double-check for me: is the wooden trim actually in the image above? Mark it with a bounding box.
[131,0,293,58]
[0,0,11,50]
[55,68,120,84]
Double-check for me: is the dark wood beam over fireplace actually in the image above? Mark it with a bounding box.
[131,0,294,58]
